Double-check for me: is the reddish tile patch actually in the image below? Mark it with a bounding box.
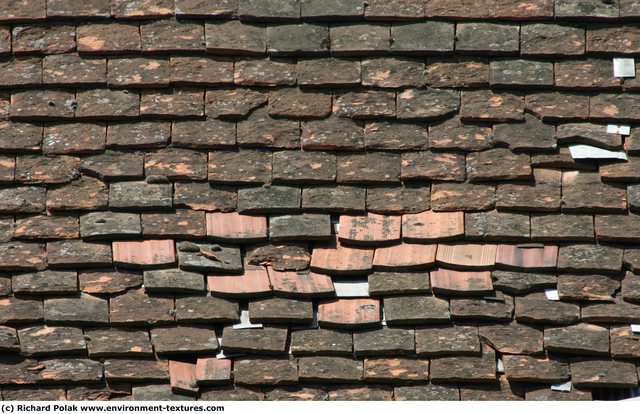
[206,211,268,242]
[169,360,198,396]
[318,298,381,328]
[112,239,176,268]
[436,244,497,269]
[207,265,272,297]
[373,243,437,270]
[402,210,464,242]
[310,238,374,275]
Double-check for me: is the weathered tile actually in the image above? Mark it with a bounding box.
[562,171,627,213]
[456,23,519,55]
[249,297,313,323]
[112,0,173,18]
[205,88,267,119]
[430,345,496,383]
[272,151,336,183]
[530,214,594,242]
[587,25,640,54]
[104,359,168,382]
[12,24,75,54]
[621,271,640,302]
[558,274,619,301]
[493,114,556,152]
[402,211,464,242]
[415,325,480,356]
[18,326,85,357]
[450,296,514,322]
[80,212,141,240]
[364,358,429,383]
[581,299,640,323]
[12,270,76,295]
[269,214,331,241]
[177,241,242,273]
[368,271,430,296]
[479,322,543,354]
[268,88,331,119]
[84,328,153,357]
[515,293,580,325]
[237,185,301,214]
[221,326,287,355]
[391,21,454,53]
[151,326,217,355]
[557,244,623,274]
[465,211,530,242]
[0,296,43,324]
[106,122,170,149]
[299,356,363,383]
[141,210,206,238]
[109,180,172,211]
[14,215,79,240]
[246,243,309,271]
[401,151,465,181]
[353,327,415,356]
[384,295,450,325]
[297,57,360,87]
[175,0,237,17]
[466,149,531,182]
[365,122,427,151]
[490,59,554,88]
[140,88,204,118]
[107,57,170,88]
[425,58,489,88]
[0,122,42,153]
[333,90,396,119]
[78,269,142,294]
[525,92,590,122]
[545,323,610,356]
[267,267,335,298]
[44,294,109,325]
[491,270,556,294]
[555,59,620,90]
[175,295,239,323]
[330,23,389,56]
[302,185,366,213]
[47,240,112,268]
[571,360,639,388]
[140,19,203,52]
[610,325,640,358]
[0,326,20,352]
[266,24,329,55]
[170,56,233,86]
[430,268,493,295]
[144,268,204,293]
[394,384,459,401]
[132,384,193,400]
[205,21,266,55]
[460,90,524,122]
[237,109,298,149]
[525,388,592,401]
[234,358,298,386]
[109,288,174,325]
[397,88,459,121]
[459,378,523,401]
[291,329,352,356]
[366,184,431,214]
[361,57,425,88]
[503,355,569,384]
[432,183,496,212]
[338,213,400,246]
[521,24,585,56]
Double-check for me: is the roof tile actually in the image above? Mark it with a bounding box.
[140,19,203,52]
[84,328,153,357]
[373,243,437,270]
[207,266,272,297]
[272,151,336,183]
[503,355,569,383]
[266,24,329,55]
[318,298,381,328]
[571,359,639,388]
[78,268,142,294]
[112,239,175,269]
[353,327,415,357]
[12,270,77,295]
[169,360,198,396]
[44,294,109,325]
[364,357,429,383]
[195,358,231,385]
[77,22,140,54]
[175,295,239,323]
[430,268,493,295]
[109,288,174,325]
[384,295,450,325]
[248,297,313,323]
[18,326,85,356]
[430,345,496,383]
[390,21,454,53]
[104,358,168,382]
[515,293,580,325]
[268,88,331,119]
[450,295,514,322]
[415,325,480,356]
[151,326,217,355]
[456,22,519,56]
[234,357,298,385]
[267,267,335,298]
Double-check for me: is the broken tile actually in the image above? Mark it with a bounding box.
[177,241,242,273]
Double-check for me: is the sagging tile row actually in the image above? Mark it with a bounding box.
[5,116,640,154]
[3,18,640,56]
[5,55,640,91]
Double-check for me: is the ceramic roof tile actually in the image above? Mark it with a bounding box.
[338,213,401,245]
[5,2,640,400]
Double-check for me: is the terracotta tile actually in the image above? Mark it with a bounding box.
[436,244,497,270]
[195,358,231,385]
[318,298,381,329]
[266,267,335,298]
[207,265,272,298]
[205,211,267,242]
[430,268,494,295]
[372,243,437,270]
[402,210,464,242]
[495,244,557,271]
[338,213,401,245]
[112,239,176,269]
[310,238,374,275]
[169,360,198,396]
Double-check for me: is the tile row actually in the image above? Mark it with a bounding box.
[2,18,640,57]
[4,0,640,22]
[5,55,640,91]
[6,88,640,124]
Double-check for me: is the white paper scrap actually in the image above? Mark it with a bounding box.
[545,288,560,301]
[551,381,572,392]
[614,57,636,78]
[631,324,640,333]
[569,144,628,160]
[607,124,631,135]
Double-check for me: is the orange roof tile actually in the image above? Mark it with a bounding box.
[430,268,494,295]
[373,243,437,270]
[112,239,176,268]
[207,265,272,297]
[318,298,381,328]
[206,211,268,242]
[310,238,374,275]
[195,357,231,385]
[266,266,335,298]
[169,360,198,396]
[402,210,465,242]
[495,244,558,270]
[436,243,498,269]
